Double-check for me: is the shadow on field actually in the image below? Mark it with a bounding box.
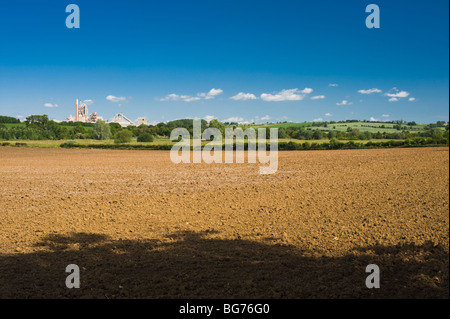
[0,231,447,298]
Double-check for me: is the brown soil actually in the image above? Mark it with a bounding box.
[0,147,448,298]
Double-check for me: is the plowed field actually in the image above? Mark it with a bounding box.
[0,147,448,298]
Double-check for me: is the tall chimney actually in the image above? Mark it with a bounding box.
[76,99,79,122]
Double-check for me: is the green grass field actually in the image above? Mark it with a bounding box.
[1,137,407,149]
[1,123,26,128]
[0,123,93,131]
[256,122,441,133]
[0,138,176,148]
[259,122,312,129]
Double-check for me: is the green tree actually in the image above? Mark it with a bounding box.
[137,132,154,142]
[108,122,122,136]
[278,127,287,139]
[25,115,49,126]
[92,120,111,140]
[329,138,343,149]
[72,124,87,134]
[350,128,361,139]
[115,129,133,143]
[312,130,324,140]
[328,130,337,139]
[0,115,20,124]
[209,119,225,137]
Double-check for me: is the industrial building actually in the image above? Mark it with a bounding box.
[66,99,101,123]
[66,99,148,127]
[111,113,135,127]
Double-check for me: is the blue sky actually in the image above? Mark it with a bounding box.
[0,0,448,124]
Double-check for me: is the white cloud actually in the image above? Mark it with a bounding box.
[328,83,339,87]
[160,88,222,102]
[230,92,258,101]
[203,115,217,122]
[260,88,311,102]
[370,117,379,122]
[388,97,399,102]
[159,94,200,102]
[387,91,409,98]
[313,118,324,122]
[325,113,332,117]
[106,95,127,103]
[300,88,313,94]
[260,115,271,121]
[409,97,416,101]
[209,88,223,98]
[159,94,179,102]
[336,100,352,106]
[83,99,94,105]
[311,95,325,100]
[385,88,410,99]
[277,116,289,122]
[44,103,58,108]
[382,114,390,118]
[358,88,382,94]
[198,88,223,100]
[223,116,245,123]
[183,96,202,102]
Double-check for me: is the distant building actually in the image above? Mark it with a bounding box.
[89,112,98,123]
[66,99,99,123]
[65,99,147,127]
[111,113,135,127]
[137,117,148,126]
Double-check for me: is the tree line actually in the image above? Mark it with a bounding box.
[0,115,448,145]
[276,125,449,142]
[0,115,21,124]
